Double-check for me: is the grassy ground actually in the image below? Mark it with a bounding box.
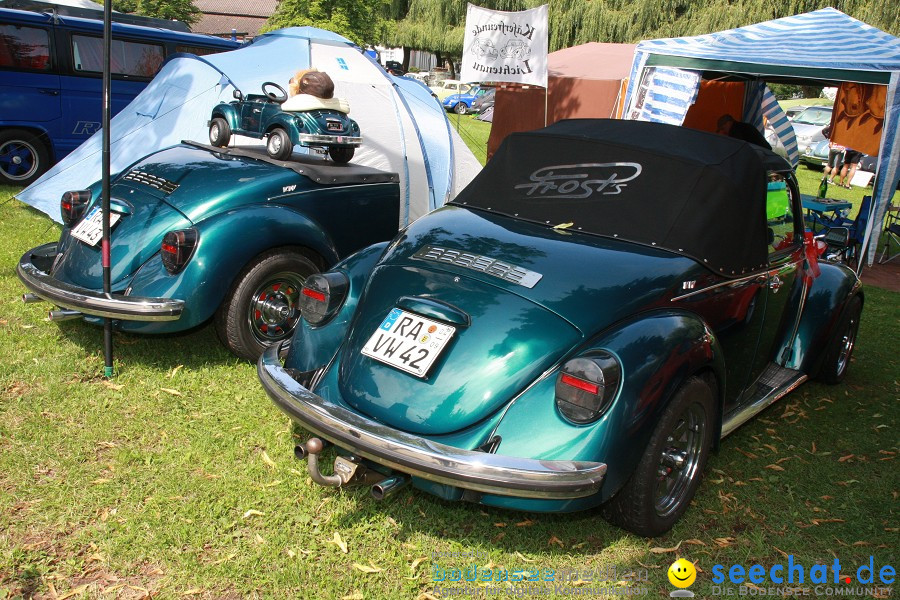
[447,114,491,165]
[1,155,898,600]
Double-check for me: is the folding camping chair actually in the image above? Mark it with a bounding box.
[844,196,872,268]
[823,196,872,268]
[878,203,900,264]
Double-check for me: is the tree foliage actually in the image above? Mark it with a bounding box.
[263,0,391,47]
[384,0,899,60]
[109,0,201,25]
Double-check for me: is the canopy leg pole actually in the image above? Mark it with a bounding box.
[544,86,548,127]
[101,0,114,378]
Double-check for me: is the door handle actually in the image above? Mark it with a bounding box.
[39,89,60,96]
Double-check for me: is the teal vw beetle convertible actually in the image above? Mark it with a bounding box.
[18,142,399,360]
[258,119,863,536]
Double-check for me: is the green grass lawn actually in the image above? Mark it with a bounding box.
[1,163,897,600]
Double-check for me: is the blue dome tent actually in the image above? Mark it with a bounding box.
[17,27,482,226]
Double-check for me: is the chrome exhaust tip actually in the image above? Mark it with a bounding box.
[22,293,43,304]
[371,474,410,501]
[48,309,83,322]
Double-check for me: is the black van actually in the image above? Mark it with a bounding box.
[0,1,239,185]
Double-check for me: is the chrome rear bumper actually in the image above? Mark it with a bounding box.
[17,242,184,321]
[297,133,362,146]
[258,345,607,500]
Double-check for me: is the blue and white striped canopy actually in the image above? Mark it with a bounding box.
[623,8,900,267]
[636,8,900,81]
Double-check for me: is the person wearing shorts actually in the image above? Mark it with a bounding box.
[822,125,845,183]
[836,149,862,189]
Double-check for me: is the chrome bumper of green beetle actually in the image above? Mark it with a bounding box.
[297,133,362,146]
[17,242,184,321]
[258,344,607,500]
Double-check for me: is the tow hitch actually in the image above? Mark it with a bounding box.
[294,437,408,498]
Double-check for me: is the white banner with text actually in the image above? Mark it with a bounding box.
[460,4,548,88]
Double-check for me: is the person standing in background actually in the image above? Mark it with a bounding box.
[834,148,862,189]
[822,125,845,184]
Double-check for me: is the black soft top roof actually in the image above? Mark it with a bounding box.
[450,119,792,277]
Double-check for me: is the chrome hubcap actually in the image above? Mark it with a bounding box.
[836,315,857,376]
[248,271,304,344]
[655,403,706,518]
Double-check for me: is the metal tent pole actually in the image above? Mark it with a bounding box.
[101,0,114,378]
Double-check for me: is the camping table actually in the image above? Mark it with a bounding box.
[801,195,852,232]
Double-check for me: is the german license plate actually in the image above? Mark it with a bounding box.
[326,120,342,131]
[361,308,455,377]
[70,207,121,246]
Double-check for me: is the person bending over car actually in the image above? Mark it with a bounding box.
[716,114,772,149]
[283,68,350,114]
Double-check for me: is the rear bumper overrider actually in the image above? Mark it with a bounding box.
[17,242,184,321]
[257,344,607,500]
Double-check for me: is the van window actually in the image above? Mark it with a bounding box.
[175,44,227,57]
[72,34,164,77]
[0,24,50,70]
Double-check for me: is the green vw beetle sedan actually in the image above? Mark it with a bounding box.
[18,142,399,360]
[258,119,862,536]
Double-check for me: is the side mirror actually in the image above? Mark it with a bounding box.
[232,89,243,101]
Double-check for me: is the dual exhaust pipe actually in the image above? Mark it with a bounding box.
[294,437,410,500]
[22,294,84,322]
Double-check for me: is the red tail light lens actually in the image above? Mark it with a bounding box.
[556,353,621,424]
[161,228,199,274]
[60,190,91,227]
[299,272,349,326]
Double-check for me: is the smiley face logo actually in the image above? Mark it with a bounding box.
[668,559,696,588]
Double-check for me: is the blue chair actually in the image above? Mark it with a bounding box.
[878,203,900,264]
[841,196,872,267]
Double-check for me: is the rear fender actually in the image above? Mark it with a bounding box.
[789,262,862,374]
[121,205,340,331]
[491,309,724,503]
[284,242,389,373]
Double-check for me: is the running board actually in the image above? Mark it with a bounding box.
[721,363,807,438]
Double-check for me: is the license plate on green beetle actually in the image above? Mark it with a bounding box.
[70,207,121,246]
[361,308,455,377]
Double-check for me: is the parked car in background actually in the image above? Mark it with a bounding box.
[0,3,239,185]
[784,105,808,120]
[208,81,361,163]
[800,138,829,169]
[18,143,399,360]
[384,60,405,76]
[471,87,496,113]
[259,119,862,537]
[441,85,491,115]
[429,79,473,100]
[791,105,833,154]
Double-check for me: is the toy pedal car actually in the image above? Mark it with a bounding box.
[208,82,362,163]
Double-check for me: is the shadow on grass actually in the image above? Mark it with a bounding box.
[51,318,239,372]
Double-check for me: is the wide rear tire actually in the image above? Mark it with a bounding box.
[602,376,716,537]
[215,249,319,361]
[328,146,354,164]
[815,296,861,384]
